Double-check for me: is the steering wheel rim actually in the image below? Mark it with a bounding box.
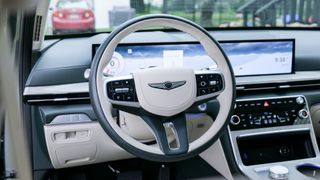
[90,14,236,162]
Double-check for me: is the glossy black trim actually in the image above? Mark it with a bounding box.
[89,14,236,162]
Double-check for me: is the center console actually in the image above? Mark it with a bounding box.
[228,95,320,179]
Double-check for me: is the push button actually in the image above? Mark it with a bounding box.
[123,80,133,85]
[200,81,207,87]
[115,88,130,93]
[197,75,206,80]
[106,79,139,102]
[209,80,217,86]
[199,88,209,95]
[111,81,122,86]
[124,94,134,102]
[114,94,123,101]
[196,73,222,97]
[209,87,218,93]
[279,146,291,157]
[207,74,217,80]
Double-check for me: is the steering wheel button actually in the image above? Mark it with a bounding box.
[107,85,115,93]
[129,88,135,93]
[209,80,217,86]
[115,88,129,93]
[111,81,122,87]
[109,88,115,93]
[196,75,206,80]
[209,73,216,78]
[114,94,123,101]
[209,87,217,93]
[199,88,209,95]
[124,94,134,102]
[107,91,116,99]
[200,81,207,87]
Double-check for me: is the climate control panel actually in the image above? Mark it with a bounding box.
[229,96,310,131]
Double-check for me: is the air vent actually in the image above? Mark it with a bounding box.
[33,15,42,42]
[237,79,320,91]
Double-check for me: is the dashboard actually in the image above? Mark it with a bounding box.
[25,30,320,87]
[93,39,294,77]
[24,30,320,179]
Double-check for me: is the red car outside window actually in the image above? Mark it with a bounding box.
[52,0,95,34]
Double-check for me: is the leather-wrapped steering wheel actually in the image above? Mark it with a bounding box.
[90,14,236,162]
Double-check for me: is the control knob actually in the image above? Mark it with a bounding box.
[84,68,90,80]
[269,165,289,180]
[296,97,304,105]
[230,115,241,125]
[198,103,207,111]
[298,109,309,119]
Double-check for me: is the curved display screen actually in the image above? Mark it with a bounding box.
[93,39,294,77]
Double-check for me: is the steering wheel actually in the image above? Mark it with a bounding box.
[90,14,236,162]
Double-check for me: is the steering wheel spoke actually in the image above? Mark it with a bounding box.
[105,75,140,107]
[194,70,224,102]
[141,114,189,156]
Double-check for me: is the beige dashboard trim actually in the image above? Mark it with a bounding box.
[200,139,234,180]
[23,82,89,96]
[44,122,134,168]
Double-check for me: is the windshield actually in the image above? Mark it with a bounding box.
[46,0,319,36]
[57,0,90,9]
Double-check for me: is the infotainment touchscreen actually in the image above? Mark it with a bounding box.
[92,39,294,77]
[219,39,294,76]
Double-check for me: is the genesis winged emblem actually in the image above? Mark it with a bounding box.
[148,81,186,90]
